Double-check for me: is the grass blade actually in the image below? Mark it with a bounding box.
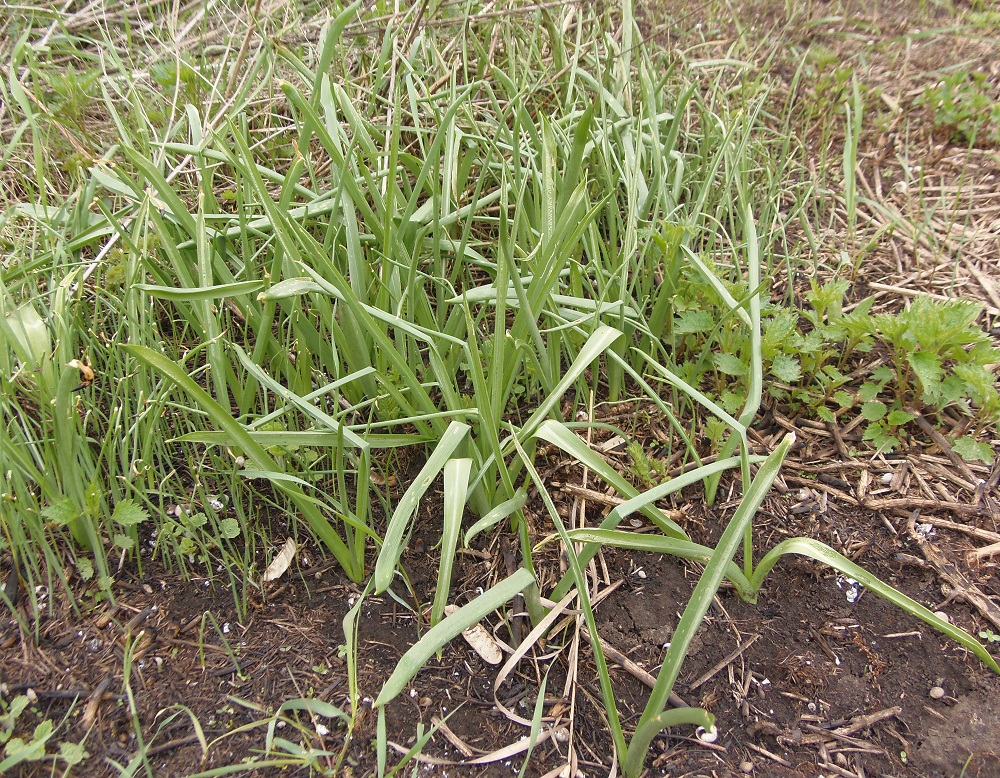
[623,433,794,777]
[374,567,535,707]
[750,537,1000,675]
[373,422,470,593]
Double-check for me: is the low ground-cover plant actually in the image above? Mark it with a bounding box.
[0,694,89,774]
[762,283,1000,454]
[916,69,1000,147]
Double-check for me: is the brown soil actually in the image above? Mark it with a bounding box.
[3,456,1000,778]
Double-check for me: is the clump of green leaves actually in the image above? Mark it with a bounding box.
[762,278,875,418]
[149,56,209,104]
[808,47,855,111]
[159,496,240,562]
[863,296,1000,450]
[40,65,100,129]
[763,281,1000,456]
[1,695,89,773]
[626,441,668,487]
[916,70,1000,147]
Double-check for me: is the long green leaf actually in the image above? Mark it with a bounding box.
[534,420,688,539]
[623,433,794,777]
[374,567,535,706]
[373,422,470,592]
[431,458,473,627]
[513,436,628,761]
[464,488,527,547]
[134,280,263,301]
[565,529,752,597]
[750,537,1000,675]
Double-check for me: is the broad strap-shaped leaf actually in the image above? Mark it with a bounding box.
[750,537,1000,675]
[375,568,535,707]
[134,280,263,301]
[430,458,473,627]
[623,433,795,777]
[374,422,471,592]
[566,529,752,598]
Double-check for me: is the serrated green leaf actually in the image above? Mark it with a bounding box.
[0,730,47,771]
[9,696,30,719]
[863,423,883,441]
[861,401,887,421]
[32,719,53,743]
[821,364,847,383]
[858,382,880,403]
[720,390,744,415]
[59,741,88,767]
[84,481,101,520]
[834,390,854,408]
[112,498,148,527]
[816,406,835,423]
[799,330,824,355]
[769,353,801,383]
[113,534,135,551]
[674,310,714,335]
[77,558,94,581]
[185,512,208,529]
[870,366,895,384]
[42,498,78,526]
[763,311,799,345]
[219,518,241,539]
[712,352,746,376]
[940,375,968,406]
[886,409,915,427]
[952,436,995,464]
[908,351,943,391]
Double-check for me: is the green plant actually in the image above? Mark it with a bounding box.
[762,284,999,455]
[0,272,117,599]
[916,69,1000,146]
[980,628,1000,644]
[626,440,669,487]
[0,695,89,774]
[4,2,1000,776]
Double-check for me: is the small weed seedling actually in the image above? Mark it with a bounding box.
[917,69,1000,147]
[0,695,89,774]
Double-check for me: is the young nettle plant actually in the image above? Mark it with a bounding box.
[916,69,1000,147]
[762,279,999,456]
[854,296,1000,455]
[762,278,875,417]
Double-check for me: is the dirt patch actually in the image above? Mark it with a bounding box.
[593,544,1000,777]
[4,472,999,777]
